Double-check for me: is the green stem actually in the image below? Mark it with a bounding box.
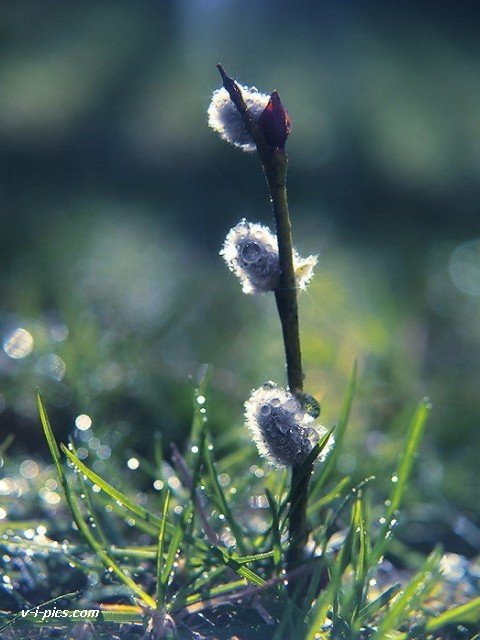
[217,64,312,591]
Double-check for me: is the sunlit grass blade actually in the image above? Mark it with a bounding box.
[310,360,357,498]
[37,393,67,493]
[371,398,431,563]
[161,503,193,608]
[418,595,480,635]
[69,483,157,609]
[346,490,371,626]
[61,444,163,529]
[171,566,225,612]
[186,367,210,467]
[210,547,266,586]
[177,574,285,615]
[63,442,211,546]
[156,489,171,608]
[229,550,275,564]
[356,583,401,625]
[70,438,110,548]
[95,491,160,538]
[98,604,145,624]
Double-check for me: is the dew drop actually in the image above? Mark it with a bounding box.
[260,404,271,416]
[3,328,34,359]
[284,398,299,412]
[75,414,92,431]
[127,457,139,470]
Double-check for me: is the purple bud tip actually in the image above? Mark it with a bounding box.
[258,91,292,150]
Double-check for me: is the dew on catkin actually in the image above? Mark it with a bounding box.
[221,219,318,294]
[244,382,332,467]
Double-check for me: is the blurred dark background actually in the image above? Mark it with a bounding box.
[1,1,480,552]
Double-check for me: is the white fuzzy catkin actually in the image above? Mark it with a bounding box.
[221,220,280,294]
[207,85,270,151]
[245,382,332,468]
[220,219,318,294]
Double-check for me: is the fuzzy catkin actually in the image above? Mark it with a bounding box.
[220,220,280,294]
[207,85,270,151]
[245,382,332,468]
[221,219,318,294]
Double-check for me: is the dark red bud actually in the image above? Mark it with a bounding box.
[258,91,292,150]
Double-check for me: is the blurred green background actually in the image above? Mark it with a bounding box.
[1,1,480,553]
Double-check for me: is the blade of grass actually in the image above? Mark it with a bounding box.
[38,394,157,609]
[63,443,211,551]
[186,368,210,468]
[95,492,160,538]
[300,561,327,619]
[0,434,14,457]
[202,430,247,554]
[307,476,351,517]
[306,497,359,640]
[171,566,226,612]
[175,577,248,612]
[61,444,163,530]
[371,547,442,640]
[421,596,480,634]
[156,489,171,608]
[313,476,375,543]
[348,490,370,625]
[98,604,145,624]
[265,489,282,568]
[161,503,193,610]
[371,398,431,564]
[70,438,109,549]
[356,583,401,625]
[210,547,266,586]
[394,597,480,639]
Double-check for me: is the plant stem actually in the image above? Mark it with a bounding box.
[217,64,313,589]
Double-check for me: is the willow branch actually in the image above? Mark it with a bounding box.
[217,65,313,589]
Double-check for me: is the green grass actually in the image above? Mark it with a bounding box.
[1,369,479,639]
